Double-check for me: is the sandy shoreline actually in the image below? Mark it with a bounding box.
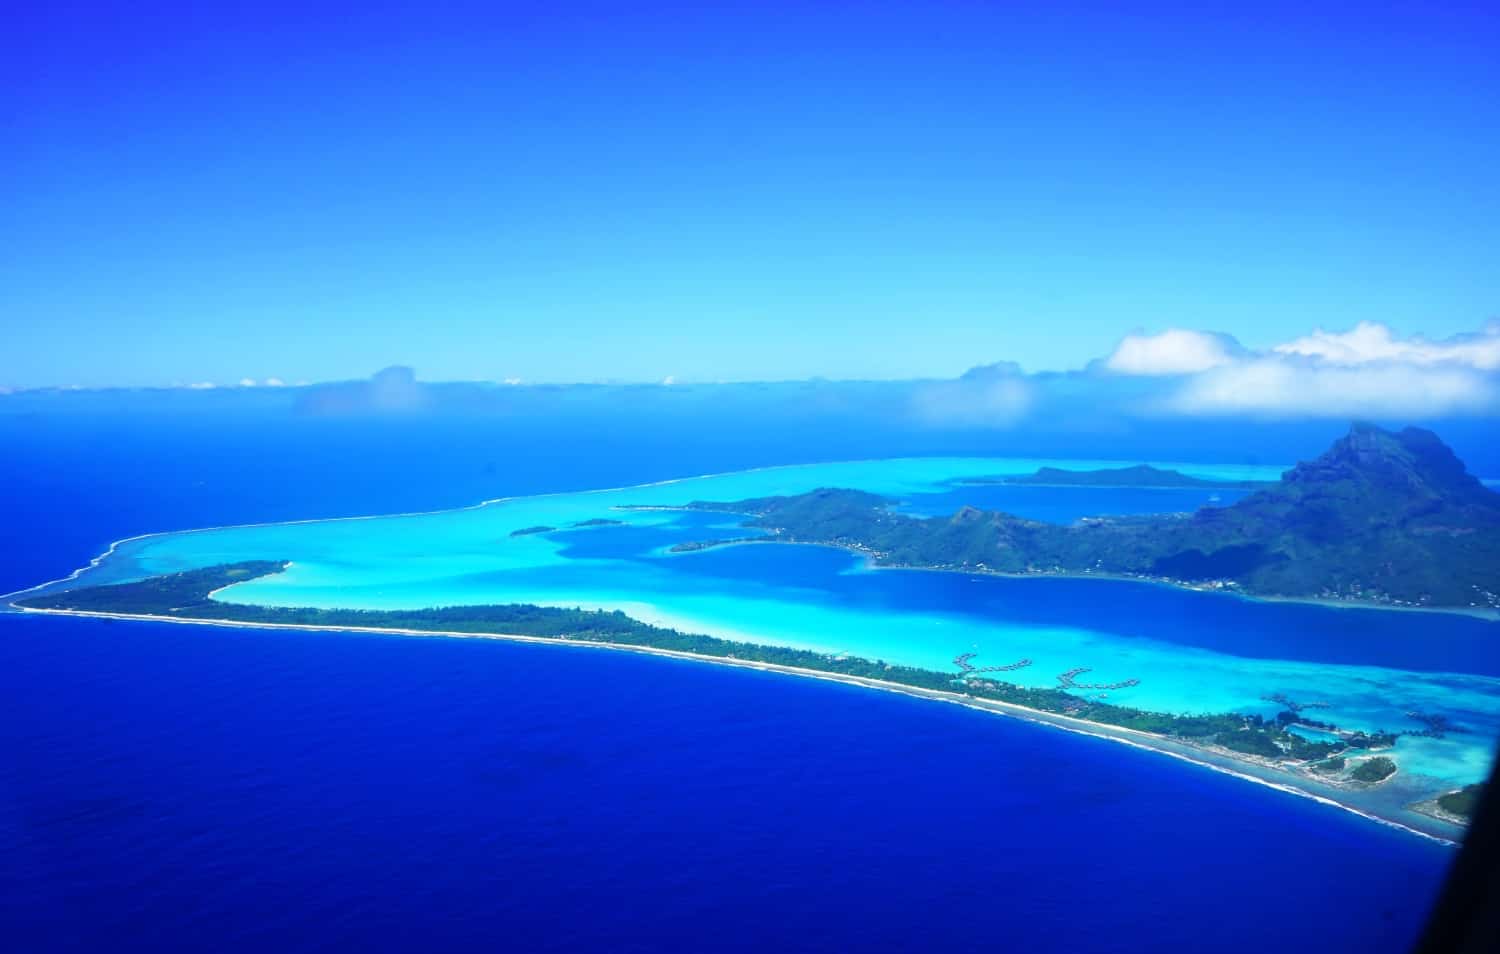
[1409,798,1472,828]
[8,602,1463,847]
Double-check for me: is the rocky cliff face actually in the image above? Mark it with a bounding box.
[1164,424,1500,603]
[1246,423,1499,530]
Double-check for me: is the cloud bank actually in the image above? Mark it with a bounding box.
[9,321,1495,432]
[913,320,1500,426]
[1165,359,1495,418]
[295,366,434,414]
[1102,321,1500,419]
[910,361,1033,427]
[1273,321,1500,370]
[1104,329,1243,375]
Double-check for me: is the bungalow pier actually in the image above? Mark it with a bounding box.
[1261,693,1330,713]
[1403,710,1461,739]
[953,652,1032,675]
[1056,667,1140,691]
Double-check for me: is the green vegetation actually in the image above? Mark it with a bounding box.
[1285,733,1344,761]
[1344,729,1400,749]
[1437,784,1483,820]
[1311,757,1347,774]
[1351,756,1397,783]
[1216,728,1284,758]
[15,561,292,615]
[18,562,1397,777]
[572,518,625,528]
[961,464,1269,490]
[509,525,556,537]
[683,424,1500,608]
[668,537,760,553]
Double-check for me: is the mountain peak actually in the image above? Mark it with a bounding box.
[1228,424,1500,550]
[1280,423,1489,502]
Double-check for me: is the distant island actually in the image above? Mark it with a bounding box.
[676,424,1500,610]
[668,536,761,553]
[1351,756,1397,784]
[1437,784,1484,820]
[509,525,556,537]
[515,519,627,535]
[957,464,1270,491]
[1410,781,1486,826]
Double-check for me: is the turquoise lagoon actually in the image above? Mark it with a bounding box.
[42,456,1500,823]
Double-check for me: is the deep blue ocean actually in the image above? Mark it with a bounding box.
[0,411,1460,952]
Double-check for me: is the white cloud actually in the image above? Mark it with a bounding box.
[930,321,1500,426]
[238,377,257,387]
[1166,357,1497,418]
[187,381,217,390]
[661,375,676,386]
[1105,329,1241,375]
[1273,321,1500,370]
[1091,320,1500,418]
[910,362,1033,427]
[263,377,286,387]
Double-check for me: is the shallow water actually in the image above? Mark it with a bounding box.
[0,416,1476,952]
[37,455,1500,817]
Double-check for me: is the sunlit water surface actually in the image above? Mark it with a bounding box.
[48,456,1500,826]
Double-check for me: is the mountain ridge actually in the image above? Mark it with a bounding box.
[688,424,1500,609]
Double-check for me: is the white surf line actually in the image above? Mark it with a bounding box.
[8,602,1464,847]
[0,528,172,603]
[942,699,1456,847]
[0,457,952,602]
[0,454,1281,603]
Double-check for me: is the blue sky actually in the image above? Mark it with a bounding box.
[4,1,1497,388]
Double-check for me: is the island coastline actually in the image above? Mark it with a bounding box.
[8,444,1493,619]
[645,530,1500,621]
[8,599,1463,846]
[6,437,1495,846]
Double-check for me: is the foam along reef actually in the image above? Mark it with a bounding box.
[15,560,1458,836]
